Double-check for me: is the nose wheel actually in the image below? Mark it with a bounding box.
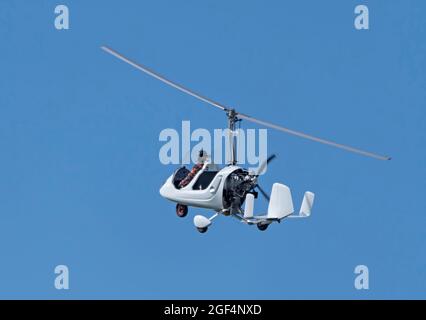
[176,204,188,218]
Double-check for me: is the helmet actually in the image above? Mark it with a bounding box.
[198,149,208,163]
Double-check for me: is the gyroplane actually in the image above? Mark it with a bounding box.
[101,46,391,233]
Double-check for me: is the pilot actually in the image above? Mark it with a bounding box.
[179,149,208,188]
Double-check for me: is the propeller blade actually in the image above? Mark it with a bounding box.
[256,185,270,202]
[266,154,277,164]
[238,112,391,161]
[101,46,228,111]
[255,154,277,176]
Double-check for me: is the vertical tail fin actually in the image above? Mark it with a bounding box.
[267,183,294,219]
[300,191,315,217]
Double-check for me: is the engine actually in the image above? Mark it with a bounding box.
[223,169,257,213]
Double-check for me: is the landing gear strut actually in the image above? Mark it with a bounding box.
[176,204,188,218]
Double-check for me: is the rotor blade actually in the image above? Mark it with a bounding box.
[256,185,270,202]
[101,46,227,111]
[238,113,391,161]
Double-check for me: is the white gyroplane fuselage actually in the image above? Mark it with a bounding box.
[160,160,315,233]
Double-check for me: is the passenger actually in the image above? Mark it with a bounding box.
[179,150,208,188]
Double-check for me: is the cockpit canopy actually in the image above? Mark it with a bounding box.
[172,161,221,190]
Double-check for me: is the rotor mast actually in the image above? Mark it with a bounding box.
[226,109,239,166]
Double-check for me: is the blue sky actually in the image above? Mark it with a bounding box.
[0,0,425,299]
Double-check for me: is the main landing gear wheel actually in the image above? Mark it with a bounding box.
[197,227,208,233]
[176,204,188,218]
[257,223,269,231]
